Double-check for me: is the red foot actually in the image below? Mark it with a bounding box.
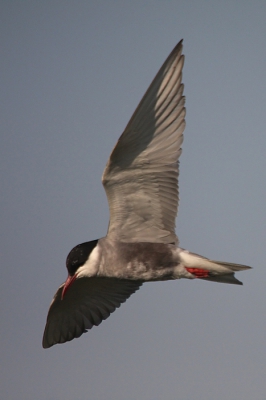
[185,267,209,278]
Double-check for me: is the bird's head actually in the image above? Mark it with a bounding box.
[61,239,99,299]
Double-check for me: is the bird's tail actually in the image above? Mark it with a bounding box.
[179,250,251,285]
[202,260,251,285]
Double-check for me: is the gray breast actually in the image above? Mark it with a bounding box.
[99,240,179,281]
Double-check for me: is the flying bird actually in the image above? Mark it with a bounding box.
[43,40,251,348]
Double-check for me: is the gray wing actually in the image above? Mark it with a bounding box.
[42,277,142,348]
[102,40,185,244]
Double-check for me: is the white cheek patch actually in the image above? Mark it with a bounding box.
[77,245,100,278]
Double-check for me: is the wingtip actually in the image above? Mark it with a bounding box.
[42,339,50,349]
[174,39,183,52]
[166,39,184,59]
[42,331,52,349]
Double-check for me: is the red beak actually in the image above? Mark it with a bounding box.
[61,274,77,300]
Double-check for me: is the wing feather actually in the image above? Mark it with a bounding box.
[102,40,185,243]
[42,277,142,348]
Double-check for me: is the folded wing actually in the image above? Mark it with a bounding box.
[102,40,185,244]
[42,277,142,348]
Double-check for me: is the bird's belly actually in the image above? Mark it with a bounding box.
[126,261,177,280]
[98,240,183,281]
[100,260,178,281]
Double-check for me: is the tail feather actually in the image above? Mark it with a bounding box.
[210,260,251,272]
[204,260,252,285]
[179,249,251,285]
[200,273,243,285]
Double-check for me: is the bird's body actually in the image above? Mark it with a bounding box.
[69,240,190,282]
[66,239,248,283]
[43,40,251,349]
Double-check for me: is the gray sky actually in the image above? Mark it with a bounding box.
[1,1,266,399]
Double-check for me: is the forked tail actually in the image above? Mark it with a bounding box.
[179,250,251,285]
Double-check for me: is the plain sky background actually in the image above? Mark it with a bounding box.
[1,1,266,399]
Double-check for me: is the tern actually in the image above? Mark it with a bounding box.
[43,40,251,348]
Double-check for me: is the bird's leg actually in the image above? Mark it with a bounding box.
[185,267,209,278]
